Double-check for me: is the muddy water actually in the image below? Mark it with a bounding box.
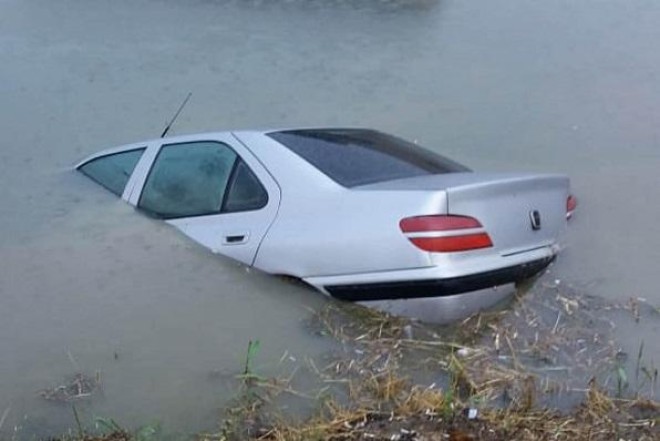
[1,0,659,436]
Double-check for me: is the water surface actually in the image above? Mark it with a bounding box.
[1,0,659,435]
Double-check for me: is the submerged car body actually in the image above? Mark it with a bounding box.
[76,129,574,301]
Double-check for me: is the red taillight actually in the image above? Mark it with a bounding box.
[409,234,493,252]
[400,215,482,232]
[399,215,493,252]
[566,195,577,219]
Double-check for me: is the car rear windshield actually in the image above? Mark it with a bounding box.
[267,129,469,187]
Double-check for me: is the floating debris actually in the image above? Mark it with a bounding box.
[199,281,658,440]
[0,407,9,432]
[39,372,101,403]
[47,431,130,441]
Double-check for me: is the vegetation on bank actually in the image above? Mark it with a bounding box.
[21,283,660,441]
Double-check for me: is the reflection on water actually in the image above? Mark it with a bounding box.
[363,285,516,324]
[1,0,659,436]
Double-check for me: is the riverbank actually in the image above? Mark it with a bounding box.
[49,283,658,441]
[80,396,659,441]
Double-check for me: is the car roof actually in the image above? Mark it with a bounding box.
[76,128,470,194]
[74,127,373,169]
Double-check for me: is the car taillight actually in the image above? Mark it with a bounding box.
[399,215,493,252]
[566,195,577,219]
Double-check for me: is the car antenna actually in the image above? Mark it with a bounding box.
[160,92,192,138]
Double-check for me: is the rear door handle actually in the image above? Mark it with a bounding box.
[223,233,249,245]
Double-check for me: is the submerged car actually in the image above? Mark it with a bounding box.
[76,128,576,301]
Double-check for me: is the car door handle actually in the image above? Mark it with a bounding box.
[223,234,249,245]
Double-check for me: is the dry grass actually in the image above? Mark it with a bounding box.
[200,283,658,441]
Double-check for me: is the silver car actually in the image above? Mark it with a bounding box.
[76,129,576,301]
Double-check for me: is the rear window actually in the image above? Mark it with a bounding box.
[267,129,469,187]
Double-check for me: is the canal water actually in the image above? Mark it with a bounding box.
[1,0,659,436]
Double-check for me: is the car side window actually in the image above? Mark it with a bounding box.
[223,160,269,213]
[78,148,146,196]
[139,141,237,219]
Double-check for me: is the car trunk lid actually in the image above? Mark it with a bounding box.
[356,172,569,255]
[444,173,569,255]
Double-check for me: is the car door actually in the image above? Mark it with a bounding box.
[128,133,281,266]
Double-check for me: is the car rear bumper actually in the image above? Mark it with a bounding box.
[319,256,555,301]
